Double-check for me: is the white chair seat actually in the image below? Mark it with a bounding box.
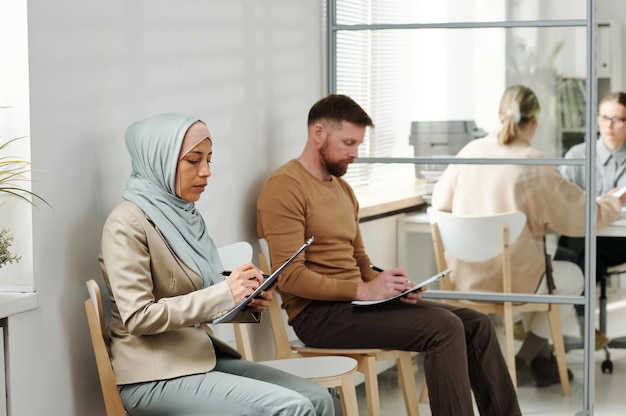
[259,356,358,380]
[290,339,387,354]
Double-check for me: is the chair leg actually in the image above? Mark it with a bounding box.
[338,374,359,416]
[547,305,571,396]
[396,352,420,416]
[356,355,381,416]
[600,276,608,334]
[503,305,517,389]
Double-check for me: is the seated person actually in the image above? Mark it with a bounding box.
[99,113,334,416]
[431,85,625,387]
[257,93,522,416]
[556,91,626,331]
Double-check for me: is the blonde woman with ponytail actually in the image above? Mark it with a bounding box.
[496,85,540,146]
[432,85,626,388]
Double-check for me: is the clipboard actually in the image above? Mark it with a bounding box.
[351,268,453,306]
[213,236,314,323]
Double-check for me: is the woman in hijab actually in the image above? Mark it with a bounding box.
[99,113,333,415]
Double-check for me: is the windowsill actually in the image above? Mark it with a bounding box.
[0,292,38,319]
[353,177,427,221]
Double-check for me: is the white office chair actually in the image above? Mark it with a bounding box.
[427,207,570,396]
[217,241,360,416]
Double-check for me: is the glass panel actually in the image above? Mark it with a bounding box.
[335,0,586,25]
[332,2,604,412]
[337,26,588,185]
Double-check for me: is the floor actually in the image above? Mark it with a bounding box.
[349,288,626,416]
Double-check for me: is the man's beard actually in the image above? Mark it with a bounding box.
[320,144,350,177]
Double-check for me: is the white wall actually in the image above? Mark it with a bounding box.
[10,1,323,415]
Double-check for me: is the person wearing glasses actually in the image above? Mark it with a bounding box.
[556,91,626,348]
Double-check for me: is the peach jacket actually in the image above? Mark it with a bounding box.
[99,201,249,385]
[431,132,622,295]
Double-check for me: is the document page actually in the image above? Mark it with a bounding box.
[213,236,314,324]
[351,268,453,306]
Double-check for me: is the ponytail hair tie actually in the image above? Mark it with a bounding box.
[507,103,521,123]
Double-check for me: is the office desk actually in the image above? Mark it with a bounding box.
[397,210,626,268]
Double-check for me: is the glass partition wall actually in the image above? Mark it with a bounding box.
[328,1,607,414]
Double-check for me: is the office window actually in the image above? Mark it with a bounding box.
[328,0,591,185]
[328,1,607,413]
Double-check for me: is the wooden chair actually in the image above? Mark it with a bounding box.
[217,241,360,416]
[427,207,570,396]
[84,279,127,416]
[258,238,421,416]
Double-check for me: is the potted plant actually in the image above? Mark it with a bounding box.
[0,135,49,269]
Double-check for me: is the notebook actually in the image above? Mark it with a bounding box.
[351,268,453,306]
[213,236,314,324]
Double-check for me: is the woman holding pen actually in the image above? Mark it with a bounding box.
[98,112,333,415]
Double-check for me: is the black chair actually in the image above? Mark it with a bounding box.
[562,262,626,374]
[599,264,626,373]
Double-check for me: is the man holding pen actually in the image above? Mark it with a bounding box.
[257,94,520,416]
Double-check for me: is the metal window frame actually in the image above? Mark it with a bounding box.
[327,1,599,414]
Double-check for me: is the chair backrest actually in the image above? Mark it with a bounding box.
[427,207,526,293]
[258,237,272,272]
[257,238,300,360]
[217,241,254,271]
[87,279,108,346]
[218,240,299,361]
[427,207,526,262]
[216,241,256,360]
[262,265,299,360]
[84,280,127,415]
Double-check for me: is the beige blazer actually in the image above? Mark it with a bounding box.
[432,132,622,295]
[99,201,249,385]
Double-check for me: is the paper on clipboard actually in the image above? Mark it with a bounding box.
[613,186,626,198]
[351,268,453,306]
[213,236,314,323]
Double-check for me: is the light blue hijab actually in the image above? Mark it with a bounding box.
[122,112,223,287]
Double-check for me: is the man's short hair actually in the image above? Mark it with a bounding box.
[307,94,374,128]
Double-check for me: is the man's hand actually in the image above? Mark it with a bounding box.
[399,280,425,304]
[356,267,409,300]
[247,290,273,313]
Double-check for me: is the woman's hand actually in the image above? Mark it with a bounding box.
[226,263,264,304]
